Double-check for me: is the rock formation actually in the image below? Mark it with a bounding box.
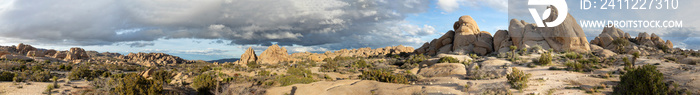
[65,47,90,60]
[417,63,467,77]
[119,52,188,67]
[415,16,493,55]
[16,43,36,55]
[590,25,631,50]
[506,6,590,53]
[291,45,413,62]
[257,44,291,64]
[234,47,258,65]
[635,32,672,49]
[589,25,674,55]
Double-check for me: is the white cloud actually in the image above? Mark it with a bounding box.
[437,0,508,12]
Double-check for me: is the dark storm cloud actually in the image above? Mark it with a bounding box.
[0,0,435,50]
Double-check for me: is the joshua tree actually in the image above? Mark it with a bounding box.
[632,52,640,67]
[510,46,518,61]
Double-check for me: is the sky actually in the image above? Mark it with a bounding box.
[0,0,697,60]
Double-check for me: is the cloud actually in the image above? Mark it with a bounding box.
[177,48,231,55]
[0,0,434,50]
[437,0,508,12]
[122,42,155,48]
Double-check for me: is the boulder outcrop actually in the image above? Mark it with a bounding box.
[65,47,90,60]
[290,45,413,62]
[589,25,675,55]
[635,32,672,49]
[415,16,493,55]
[234,47,258,65]
[417,63,467,77]
[506,6,590,53]
[590,26,631,50]
[466,57,512,79]
[16,43,36,55]
[257,44,291,64]
[119,52,188,67]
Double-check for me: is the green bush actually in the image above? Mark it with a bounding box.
[404,54,428,63]
[351,59,372,68]
[537,51,553,65]
[438,56,459,63]
[192,73,218,95]
[30,70,51,82]
[246,61,260,68]
[111,73,163,95]
[258,70,271,76]
[0,71,15,81]
[564,52,583,59]
[507,67,531,91]
[613,65,668,95]
[276,67,316,86]
[612,38,630,53]
[360,69,411,84]
[68,66,105,80]
[151,69,172,83]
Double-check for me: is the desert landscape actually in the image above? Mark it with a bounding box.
[0,5,697,95]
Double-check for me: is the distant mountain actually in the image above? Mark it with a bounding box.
[207,58,240,63]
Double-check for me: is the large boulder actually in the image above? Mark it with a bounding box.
[16,43,36,55]
[507,6,590,53]
[418,63,467,77]
[466,57,512,79]
[590,45,616,58]
[257,44,290,64]
[234,47,258,66]
[26,50,44,57]
[452,16,494,55]
[590,26,629,50]
[665,40,674,49]
[493,30,513,53]
[415,15,494,56]
[65,47,90,60]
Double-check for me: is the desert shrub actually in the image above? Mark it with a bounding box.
[0,71,15,81]
[564,52,583,59]
[246,61,260,68]
[68,66,105,80]
[192,73,218,95]
[152,69,172,83]
[612,38,630,53]
[438,56,459,63]
[536,51,553,65]
[520,48,528,55]
[112,73,163,95]
[497,52,508,58]
[623,57,632,69]
[257,70,271,76]
[351,59,372,68]
[613,65,668,95]
[360,69,411,84]
[507,67,531,91]
[530,45,543,51]
[30,70,51,82]
[320,61,340,72]
[656,43,670,52]
[276,67,316,86]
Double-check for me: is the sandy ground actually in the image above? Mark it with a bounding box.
[267,54,700,95]
[0,78,89,95]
